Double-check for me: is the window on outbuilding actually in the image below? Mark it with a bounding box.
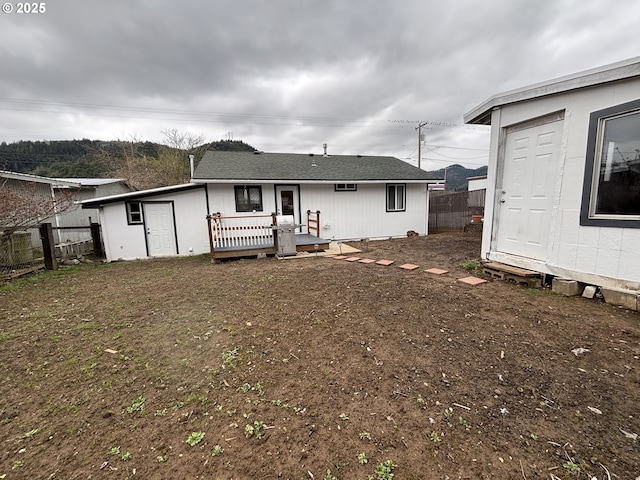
[234,185,263,212]
[386,184,406,212]
[335,183,357,191]
[126,201,143,224]
[580,99,640,227]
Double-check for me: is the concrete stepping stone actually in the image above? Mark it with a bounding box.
[375,259,394,266]
[426,268,448,275]
[458,276,488,286]
[399,263,420,270]
[345,257,361,262]
[359,258,376,264]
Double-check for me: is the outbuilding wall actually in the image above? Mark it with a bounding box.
[484,77,640,289]
[99,187,209,262]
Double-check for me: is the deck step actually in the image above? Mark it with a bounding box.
[483,262,541,287]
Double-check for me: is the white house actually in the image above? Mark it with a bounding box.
[192,151,441,241]
[464,56,640,299]
[81,151,441,261]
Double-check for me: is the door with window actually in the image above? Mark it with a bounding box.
[496,117,563,260]
[144,202,177,256]
[275,185,300,230]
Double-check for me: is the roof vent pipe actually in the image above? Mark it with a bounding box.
[189,154,195,180]
[323,143,328,156]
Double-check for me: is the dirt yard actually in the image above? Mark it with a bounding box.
[1,232,639,480]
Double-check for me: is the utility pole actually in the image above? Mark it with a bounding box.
[415,121,428,170]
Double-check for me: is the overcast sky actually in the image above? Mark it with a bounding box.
[1,0,639,171]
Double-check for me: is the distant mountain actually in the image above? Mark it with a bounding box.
[0,139,256,178]
[426,164,488,191]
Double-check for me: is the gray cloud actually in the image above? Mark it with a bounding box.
[1,0,638,170]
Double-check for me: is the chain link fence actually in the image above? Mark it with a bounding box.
[0,228,45,280]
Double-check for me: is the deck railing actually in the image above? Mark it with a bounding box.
[306,210,321,237]
[206,213,277,259]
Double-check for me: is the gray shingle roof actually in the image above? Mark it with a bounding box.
[193,151,440,182]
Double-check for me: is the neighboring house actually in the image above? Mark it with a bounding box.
[192,151,442,240]
[467,175,487,192]
[81,151,442,262]
[0,170,81,237]
[464,56,640,295]
[53,178,132,242]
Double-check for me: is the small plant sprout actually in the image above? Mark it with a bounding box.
[186,431,205,446]
[458,416,471,431]
[110,446,121,456]
[339,412,349,421]
[563,461,581,473]
[443,407,453,420]
[416,395,425,406]
[430,431,441,442]
[244,420,266,439]
[121,451,132,461]
[323,469,337,480]
[530,433,538,441]
[462,260,479,272]
[23,428,40,438]
[126,395,146,414]
[359,431,372,440]
[370,460,397,480]
[358,452,368,464]
[211,445,224,456]
[221,347,239,368]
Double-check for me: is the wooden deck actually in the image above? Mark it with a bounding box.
[212,234,330,259]
[206,212,329,260]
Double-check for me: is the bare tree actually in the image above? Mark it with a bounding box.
[0,178,78,235]
[104,136,158,190]
[154,129,205,186]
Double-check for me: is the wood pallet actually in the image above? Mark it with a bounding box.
[483,262,541,287]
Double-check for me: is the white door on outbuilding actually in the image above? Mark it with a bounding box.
[144,202,177,256]
[496,116,563,261]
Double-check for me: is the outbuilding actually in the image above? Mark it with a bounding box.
[464,57,640,301]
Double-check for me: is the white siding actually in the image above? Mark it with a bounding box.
[484,77,640,289]
[206,182,428,240]
[100,188,209,262]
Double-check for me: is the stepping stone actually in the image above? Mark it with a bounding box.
[458,276,488,286]
[333,255,348,260]
[399,263,420,270]
[359,258,376,264]
[345,257,361,262]
[375,259,394,266]
[425,268,448,275]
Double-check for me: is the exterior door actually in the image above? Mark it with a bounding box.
[144,202,177,256]
[496,118,563,260]
[275,185,300,231]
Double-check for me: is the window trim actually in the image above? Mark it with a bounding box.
[234,185,263,212]
[335,183,357,192]
[386,183,406,212]
[580,98,640,228]
[126,201,143,225]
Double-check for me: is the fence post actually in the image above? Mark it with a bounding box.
[90,223,104,258]
[39,223,58,271]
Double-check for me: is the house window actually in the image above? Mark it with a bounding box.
[580,99,640,227]
[126,201,143,224]
[335,183,357,191]
[386,184,406,212]
[234,185,263,212]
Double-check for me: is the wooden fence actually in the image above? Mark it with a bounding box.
[428,189,486,233]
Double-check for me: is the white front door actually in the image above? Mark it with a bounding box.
[144,202,177,256]
[275,185,301,230]
[496,118,563,260]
